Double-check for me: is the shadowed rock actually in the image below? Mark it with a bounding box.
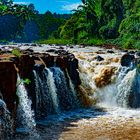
[121,53,135,67]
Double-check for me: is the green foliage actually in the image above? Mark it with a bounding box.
[0,0,139,49]
[17,78,31,88]
[123,39,134,49]
[78,38,105,46]
[36,39,72,45]
[0,39,8,43]
[52,0,140,48]
[86,38,105,46]
[118,12,140,49]
[34,11,69,40]
[60,15,79,39]
[12,48,21,57]
[22,78,31,85]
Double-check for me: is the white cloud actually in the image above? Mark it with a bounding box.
[61,2,82,11]
[56,0,70,4]
[13,2,30,5]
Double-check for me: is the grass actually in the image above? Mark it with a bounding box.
[36,39,72,45]
[85,38,105,46]
[35,37,139,50]
[36,38,105,46]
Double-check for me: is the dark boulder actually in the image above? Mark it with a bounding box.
[121,53,135,67]
[121,50,128,53]
[135,51,140,58]
[129,51,135,55]
[55,49,69,55]
[107,50,115,53]
[95,55,104,61]
[67,54,81,86]
[46,49,56,53]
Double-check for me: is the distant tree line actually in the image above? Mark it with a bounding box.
[0,0,71,43]
[0,0,139,49]
[55,0,140,49]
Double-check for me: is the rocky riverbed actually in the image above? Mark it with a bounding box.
[0,44,140,140]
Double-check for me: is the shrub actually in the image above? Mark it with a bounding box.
[12,49,21,57]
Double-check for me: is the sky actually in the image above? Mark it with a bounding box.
[13,0,82,14]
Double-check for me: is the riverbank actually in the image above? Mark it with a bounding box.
[35,38,140,50]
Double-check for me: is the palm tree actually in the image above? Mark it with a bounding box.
[78,0,97,23]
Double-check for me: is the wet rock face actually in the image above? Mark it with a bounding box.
[56,56,67,69]
[67,55,81,86]
[95,67,117,88]
[17,55,35,78]
[41,55,55,67]
[0,49,81,114]
[0,62,17,113]
[121,53,135,67]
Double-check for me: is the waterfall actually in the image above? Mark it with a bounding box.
[33,65,80,116]
[33,68,55,118]
[92,66,140,108]
[93,66,131,107]
[44,68,60,114]
[0,99,13,140]
[16,75,37,135]
[78,54,140,109]
[33,70,44,118]
[66,70,80,107]
[50,67,79,111]
[116,69,136,107]
[116,68,140,108]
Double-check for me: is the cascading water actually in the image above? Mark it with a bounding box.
[33,65,80,118]
[77,51,140,109]
[50,67,79,111]
[33,68,54,118]
[33,70,43,118]
[116,69,136,107]
[116,68,140,108]
[16,75,39,138]
[44,68,60,114]
[33,65,60,118]
[66,70,80,107]
[0,99,13,140]
[1,45,140,139]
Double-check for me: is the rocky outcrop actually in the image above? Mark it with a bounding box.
[95,66,117,88]
[67,54,81,86]
[121,53,135,67]
[0,49,81,114]
[95,55,104,61]
[0,61,17,113]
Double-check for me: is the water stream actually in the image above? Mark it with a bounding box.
[1,46,140,139]
[16,75,39,139]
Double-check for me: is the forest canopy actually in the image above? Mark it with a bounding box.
[0,0,139,49]
[56,0,140,49]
